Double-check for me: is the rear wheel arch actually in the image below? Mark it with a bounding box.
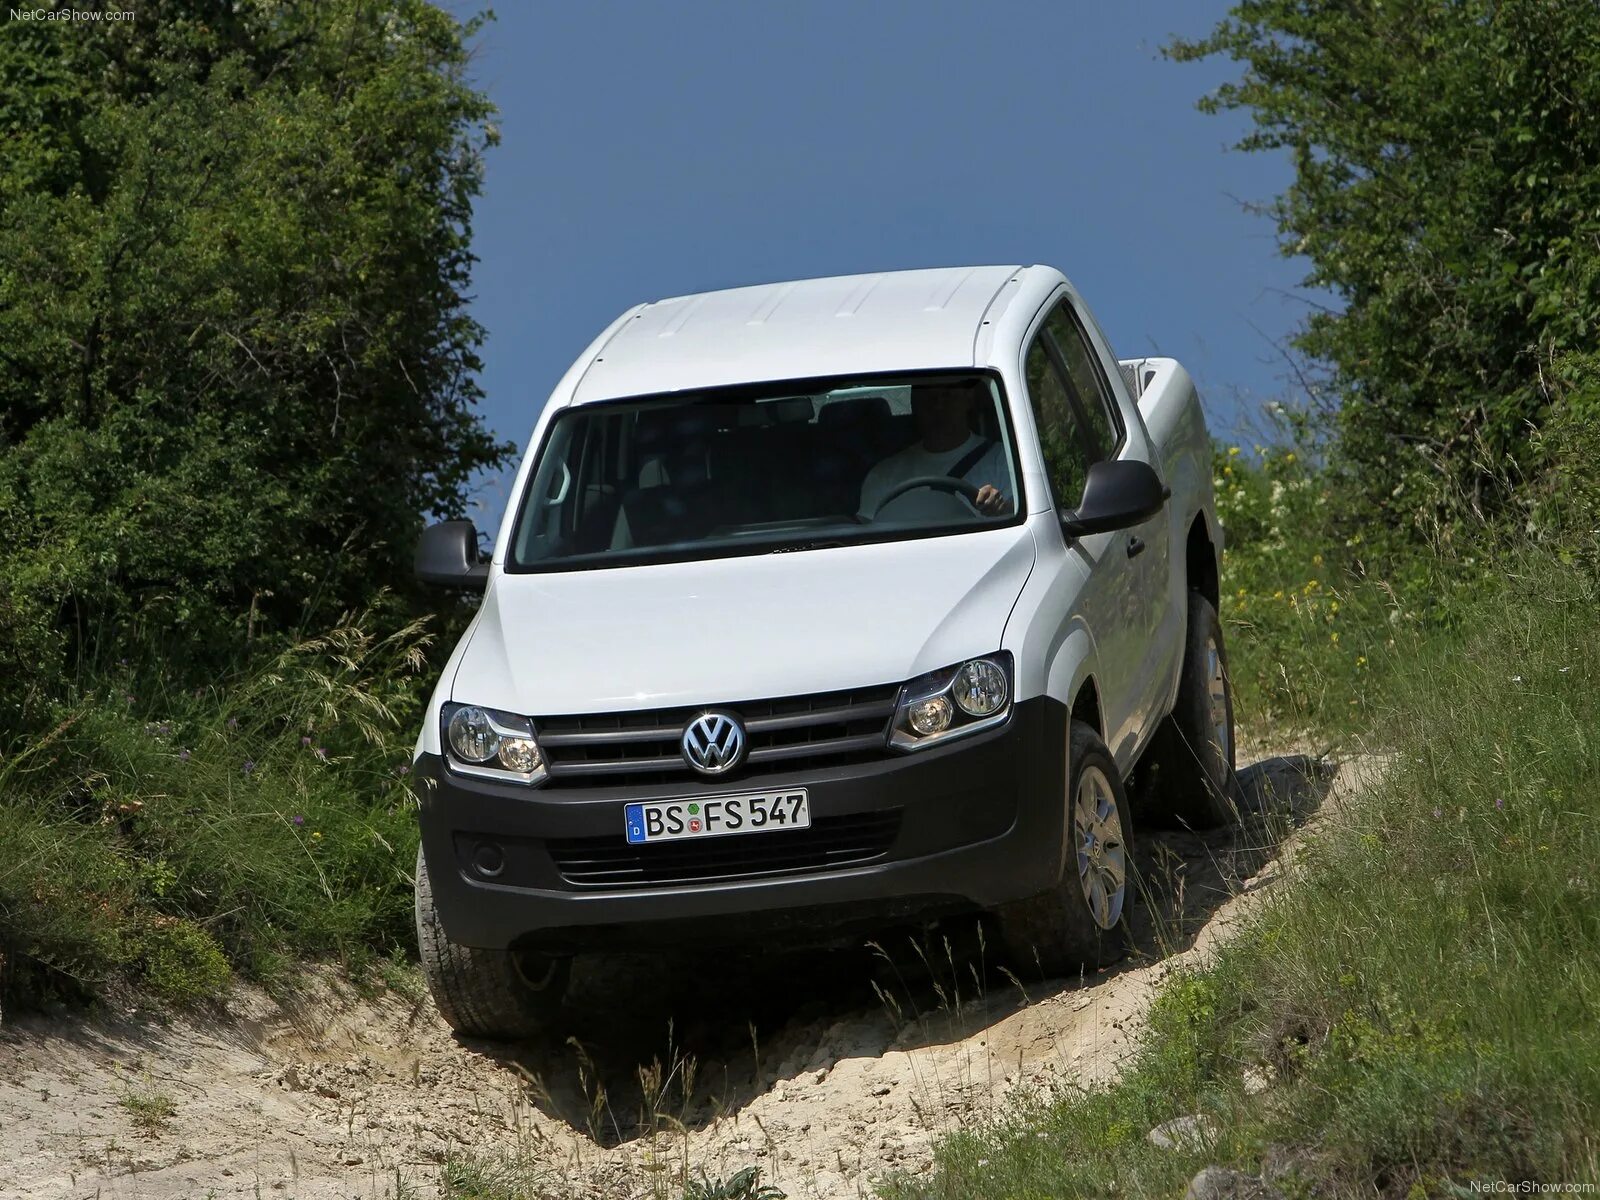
[1185,512,1220,611]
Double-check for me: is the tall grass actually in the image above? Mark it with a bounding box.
[1212,441,1406,735]
[0,608,426,1005]
[879,544,1600,1196]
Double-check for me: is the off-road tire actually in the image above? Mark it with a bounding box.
[1141,592,1240,828]
[994,721,1135,978]
[414,847,568,1040]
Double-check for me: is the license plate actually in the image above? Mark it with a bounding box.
[624,790,810,845]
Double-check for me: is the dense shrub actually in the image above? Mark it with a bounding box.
[1171,0,1600,543]
[0,1,510,723]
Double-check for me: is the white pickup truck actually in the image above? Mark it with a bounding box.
[410,265,1235,1038]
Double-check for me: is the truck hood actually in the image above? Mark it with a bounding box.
[452,528,1036,715]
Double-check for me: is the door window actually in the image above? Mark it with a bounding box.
[1043,301,1122,461]
[1023,335,1095,508]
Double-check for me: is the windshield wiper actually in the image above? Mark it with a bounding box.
[768,540,846,554]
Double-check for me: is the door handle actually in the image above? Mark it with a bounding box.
[1126,536,1146,558]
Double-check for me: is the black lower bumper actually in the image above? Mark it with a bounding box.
[415,696,1067,950]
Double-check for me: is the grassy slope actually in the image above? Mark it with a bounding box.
[878,549,1600,1197]
[0,613,425,1005]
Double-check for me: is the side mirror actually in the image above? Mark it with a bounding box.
[415,520,489,590]
[1060,460,1169,538]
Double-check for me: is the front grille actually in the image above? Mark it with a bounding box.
[535,683,900,786]
[547,810,902,888]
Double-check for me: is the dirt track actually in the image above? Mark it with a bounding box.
[0,751,1362,1200]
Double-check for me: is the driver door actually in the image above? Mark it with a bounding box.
[1025,296,1169,766]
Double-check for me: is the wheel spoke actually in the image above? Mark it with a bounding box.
[1070,762,1130,930]
[1100,852,1126,894]
[1093,874,1112,926]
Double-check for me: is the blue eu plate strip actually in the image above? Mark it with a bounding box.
[625,803,646,845]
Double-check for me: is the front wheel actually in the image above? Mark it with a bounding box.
[414,847,569,1040]
[993,720,1134,977]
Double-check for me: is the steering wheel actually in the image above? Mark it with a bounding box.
[870,474,983,518]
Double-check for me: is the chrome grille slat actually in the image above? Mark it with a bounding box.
[742,700,896,733]
[746,733,888,764]
[538,726,681,747]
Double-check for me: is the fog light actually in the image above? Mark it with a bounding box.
[909,695,953,736]
[471,841,505,878]
[497,737,542,773]
[952,658,1009,717]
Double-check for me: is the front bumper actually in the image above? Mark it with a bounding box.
[414,695,1067,950]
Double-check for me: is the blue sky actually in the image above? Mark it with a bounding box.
[458,2,1312,525]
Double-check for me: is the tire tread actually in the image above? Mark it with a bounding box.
[414,847,564,1040]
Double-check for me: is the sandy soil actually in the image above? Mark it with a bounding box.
[0,751,1370,1200]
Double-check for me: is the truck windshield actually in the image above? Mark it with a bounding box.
[507,373,1022,570]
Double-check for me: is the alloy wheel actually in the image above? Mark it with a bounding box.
[1074,765,1127,930]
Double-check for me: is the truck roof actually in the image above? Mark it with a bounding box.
[570,265,1030,404]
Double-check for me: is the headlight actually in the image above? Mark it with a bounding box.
[442,703,547,784]
[890,653,1012,751]
[952,657,1008,716]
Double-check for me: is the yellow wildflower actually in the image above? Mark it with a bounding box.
[1312,553,1324,567]
[1228,446,1241,457]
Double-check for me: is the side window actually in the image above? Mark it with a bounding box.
[1024,335,1094,507]
[1043,301,1120,462]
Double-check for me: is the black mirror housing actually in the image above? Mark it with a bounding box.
[1060,460,1169,538]
[416,520,489,590]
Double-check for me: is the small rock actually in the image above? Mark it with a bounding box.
[1185,1165,1284,1200]
[1242,1065,1274,1095]
[1148,1113,1218,1151]
[870,1083,892,1097]
[811,1068,829,1085]
[1259,1142,1313,1185]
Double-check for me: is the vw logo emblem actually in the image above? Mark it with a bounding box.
[681,711,746,776]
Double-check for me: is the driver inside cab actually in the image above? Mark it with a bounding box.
[856,382,1011,520]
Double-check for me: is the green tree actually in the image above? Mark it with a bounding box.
[0,2,510,717]
[1170,0,1600,539]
